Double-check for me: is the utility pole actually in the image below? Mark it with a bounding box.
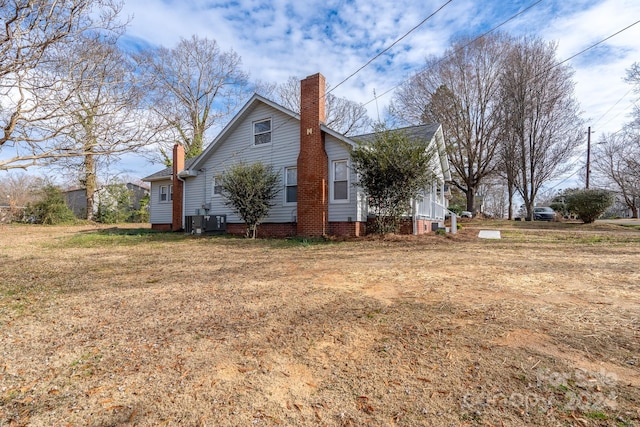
[586,126,593,189]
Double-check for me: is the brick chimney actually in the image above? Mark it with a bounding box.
[297,73,328,237]
[172,144,184,231]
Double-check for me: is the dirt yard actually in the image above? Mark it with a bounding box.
[1,222,639,426]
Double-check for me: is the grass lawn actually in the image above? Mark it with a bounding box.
[1,221,639,426]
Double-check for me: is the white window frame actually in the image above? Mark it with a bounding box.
[159,184,172,203]
[331,159,349,203]
[253,118,272,146]
[284,166,297,206]
[212,175,223,197]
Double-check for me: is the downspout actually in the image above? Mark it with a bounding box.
[201,168,207,212]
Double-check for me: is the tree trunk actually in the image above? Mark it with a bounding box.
[84,152,96,221]
[507,186,514,220]
[465,186,476,213]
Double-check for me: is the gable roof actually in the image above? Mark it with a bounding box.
[143,95,449,181]
[188,94,356,172]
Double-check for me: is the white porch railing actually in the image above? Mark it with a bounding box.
[415,199,448,221]
[430,201,446,221]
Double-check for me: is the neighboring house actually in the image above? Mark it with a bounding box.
[63,188,89,218]
[604,193,639,219]
[63,182,149,219]
[143,73,451,237]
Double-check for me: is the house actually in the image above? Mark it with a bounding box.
[63,182,149,219]
[143,73,451,237]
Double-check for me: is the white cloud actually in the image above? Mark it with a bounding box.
[116,0,640,178]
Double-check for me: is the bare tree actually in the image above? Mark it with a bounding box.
[269,76,372,136]
[500,37,583,220]
[0,172,47,207]
[476,177,509,219]
[45,34,153,220]
[391,34,509,213]
[495,136,520,220]
[135,35,250,162]
[0,0,124,170]
[626,62,640,128]
[592,129,640,218]
[623,64,640,185]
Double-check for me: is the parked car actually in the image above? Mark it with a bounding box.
[534,207,555,221]
[460,211,472,218]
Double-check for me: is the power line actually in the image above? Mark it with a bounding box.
[363,10,640,115]
[595,92,640,132]
[327,0,454,96]
[361,0,545,107]
[551,18,640,71]
[266,1,454,137]
[592,88,633,126]
[546,167,582,191]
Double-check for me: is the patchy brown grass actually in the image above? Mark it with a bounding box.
[1,222,639,426]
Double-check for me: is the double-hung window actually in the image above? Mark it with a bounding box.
[332,160,349,202]
[212,176,223,197]
[159,184,173,203]
[253,118,271,145]
[285,167,297,204]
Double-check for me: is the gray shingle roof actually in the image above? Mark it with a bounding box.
[142,157,198,181]
[141,104,441,182]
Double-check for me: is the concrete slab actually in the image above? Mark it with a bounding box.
[478,230,501,239]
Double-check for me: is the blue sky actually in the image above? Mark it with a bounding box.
[106,0,640,184]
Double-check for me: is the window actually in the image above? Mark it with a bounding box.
[159,184,173,202]
[159,185,167,202]
[253,118,271,145]
[285,167,297,204]
[332,160,348,201]
[212,176,223,197]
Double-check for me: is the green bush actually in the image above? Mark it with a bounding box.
[565,189,614,224]
[132,193,150,223]
[220,162,280,238]
[351,124,437,234]
[25,185,76,225]
[95,184,134,224]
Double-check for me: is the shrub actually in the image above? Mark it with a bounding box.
[220,162,280,238]
[132,193,150,223]
[351,124,437,234]
[25,185,76,225]
[565,189,614,224]
[95,184,134,224]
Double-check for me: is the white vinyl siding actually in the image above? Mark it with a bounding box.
[183,103,298,223]
[325,135,364,222]
[149,180,173,224]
